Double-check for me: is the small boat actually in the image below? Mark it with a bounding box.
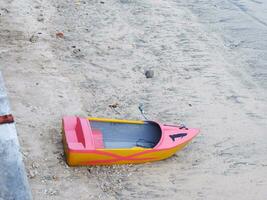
[62,116,199,166]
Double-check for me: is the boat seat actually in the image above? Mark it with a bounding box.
[92,129,104,149]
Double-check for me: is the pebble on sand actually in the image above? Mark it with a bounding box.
[145,70,154,78]
[37,15,44,22]
[29,35,38,43]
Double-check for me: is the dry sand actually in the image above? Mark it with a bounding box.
[0,0,267,199]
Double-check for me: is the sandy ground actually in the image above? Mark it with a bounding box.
[1,0,267,199]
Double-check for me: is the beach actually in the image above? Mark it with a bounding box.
[0,0,267,199]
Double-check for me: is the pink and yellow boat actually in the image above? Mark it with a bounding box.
[62,116,199,166]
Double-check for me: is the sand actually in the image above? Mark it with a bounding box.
[0,0,267,199]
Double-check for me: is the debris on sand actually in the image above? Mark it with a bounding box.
[72,48,84,58]
[29,34,38,43]
[108,102,119,108]
[0,8,9,15]
[44,188,59,196]
[37,14,44,22]
[28,169,38,179]
[56,32,64,39]
[108,103,120,114]
[73,48,81,54]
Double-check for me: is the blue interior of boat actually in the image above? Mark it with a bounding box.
[90,121,162,149]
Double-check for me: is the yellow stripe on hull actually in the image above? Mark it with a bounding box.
[88,117,144,124]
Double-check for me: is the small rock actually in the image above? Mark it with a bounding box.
[73,48,81,54]
[53,150,61,154]
[49,190,59,196]
[37,16,44,22]
[28,124,35,128]
[28,169,38,179]
[22,151,29,157]
[72,48,84,58]
[3,8,10,13]
[32,162,39,169]
[0,8,9,15]
[28,170,35,178]
[45,189,59,196]
[29,35,38,43]
[109,103,119,108]
[145,70,154,78]
[100,1,105,4]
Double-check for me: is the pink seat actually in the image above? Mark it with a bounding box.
[63,117,105,150]
[63,117,94,150]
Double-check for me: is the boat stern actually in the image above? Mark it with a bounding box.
[62,116,101,165]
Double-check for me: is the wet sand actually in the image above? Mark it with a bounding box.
[0,0,267,199]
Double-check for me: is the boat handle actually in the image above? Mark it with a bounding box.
[169,133,187,141]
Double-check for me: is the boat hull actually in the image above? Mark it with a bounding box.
[62,116,199,166]
[63,132,191,166]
